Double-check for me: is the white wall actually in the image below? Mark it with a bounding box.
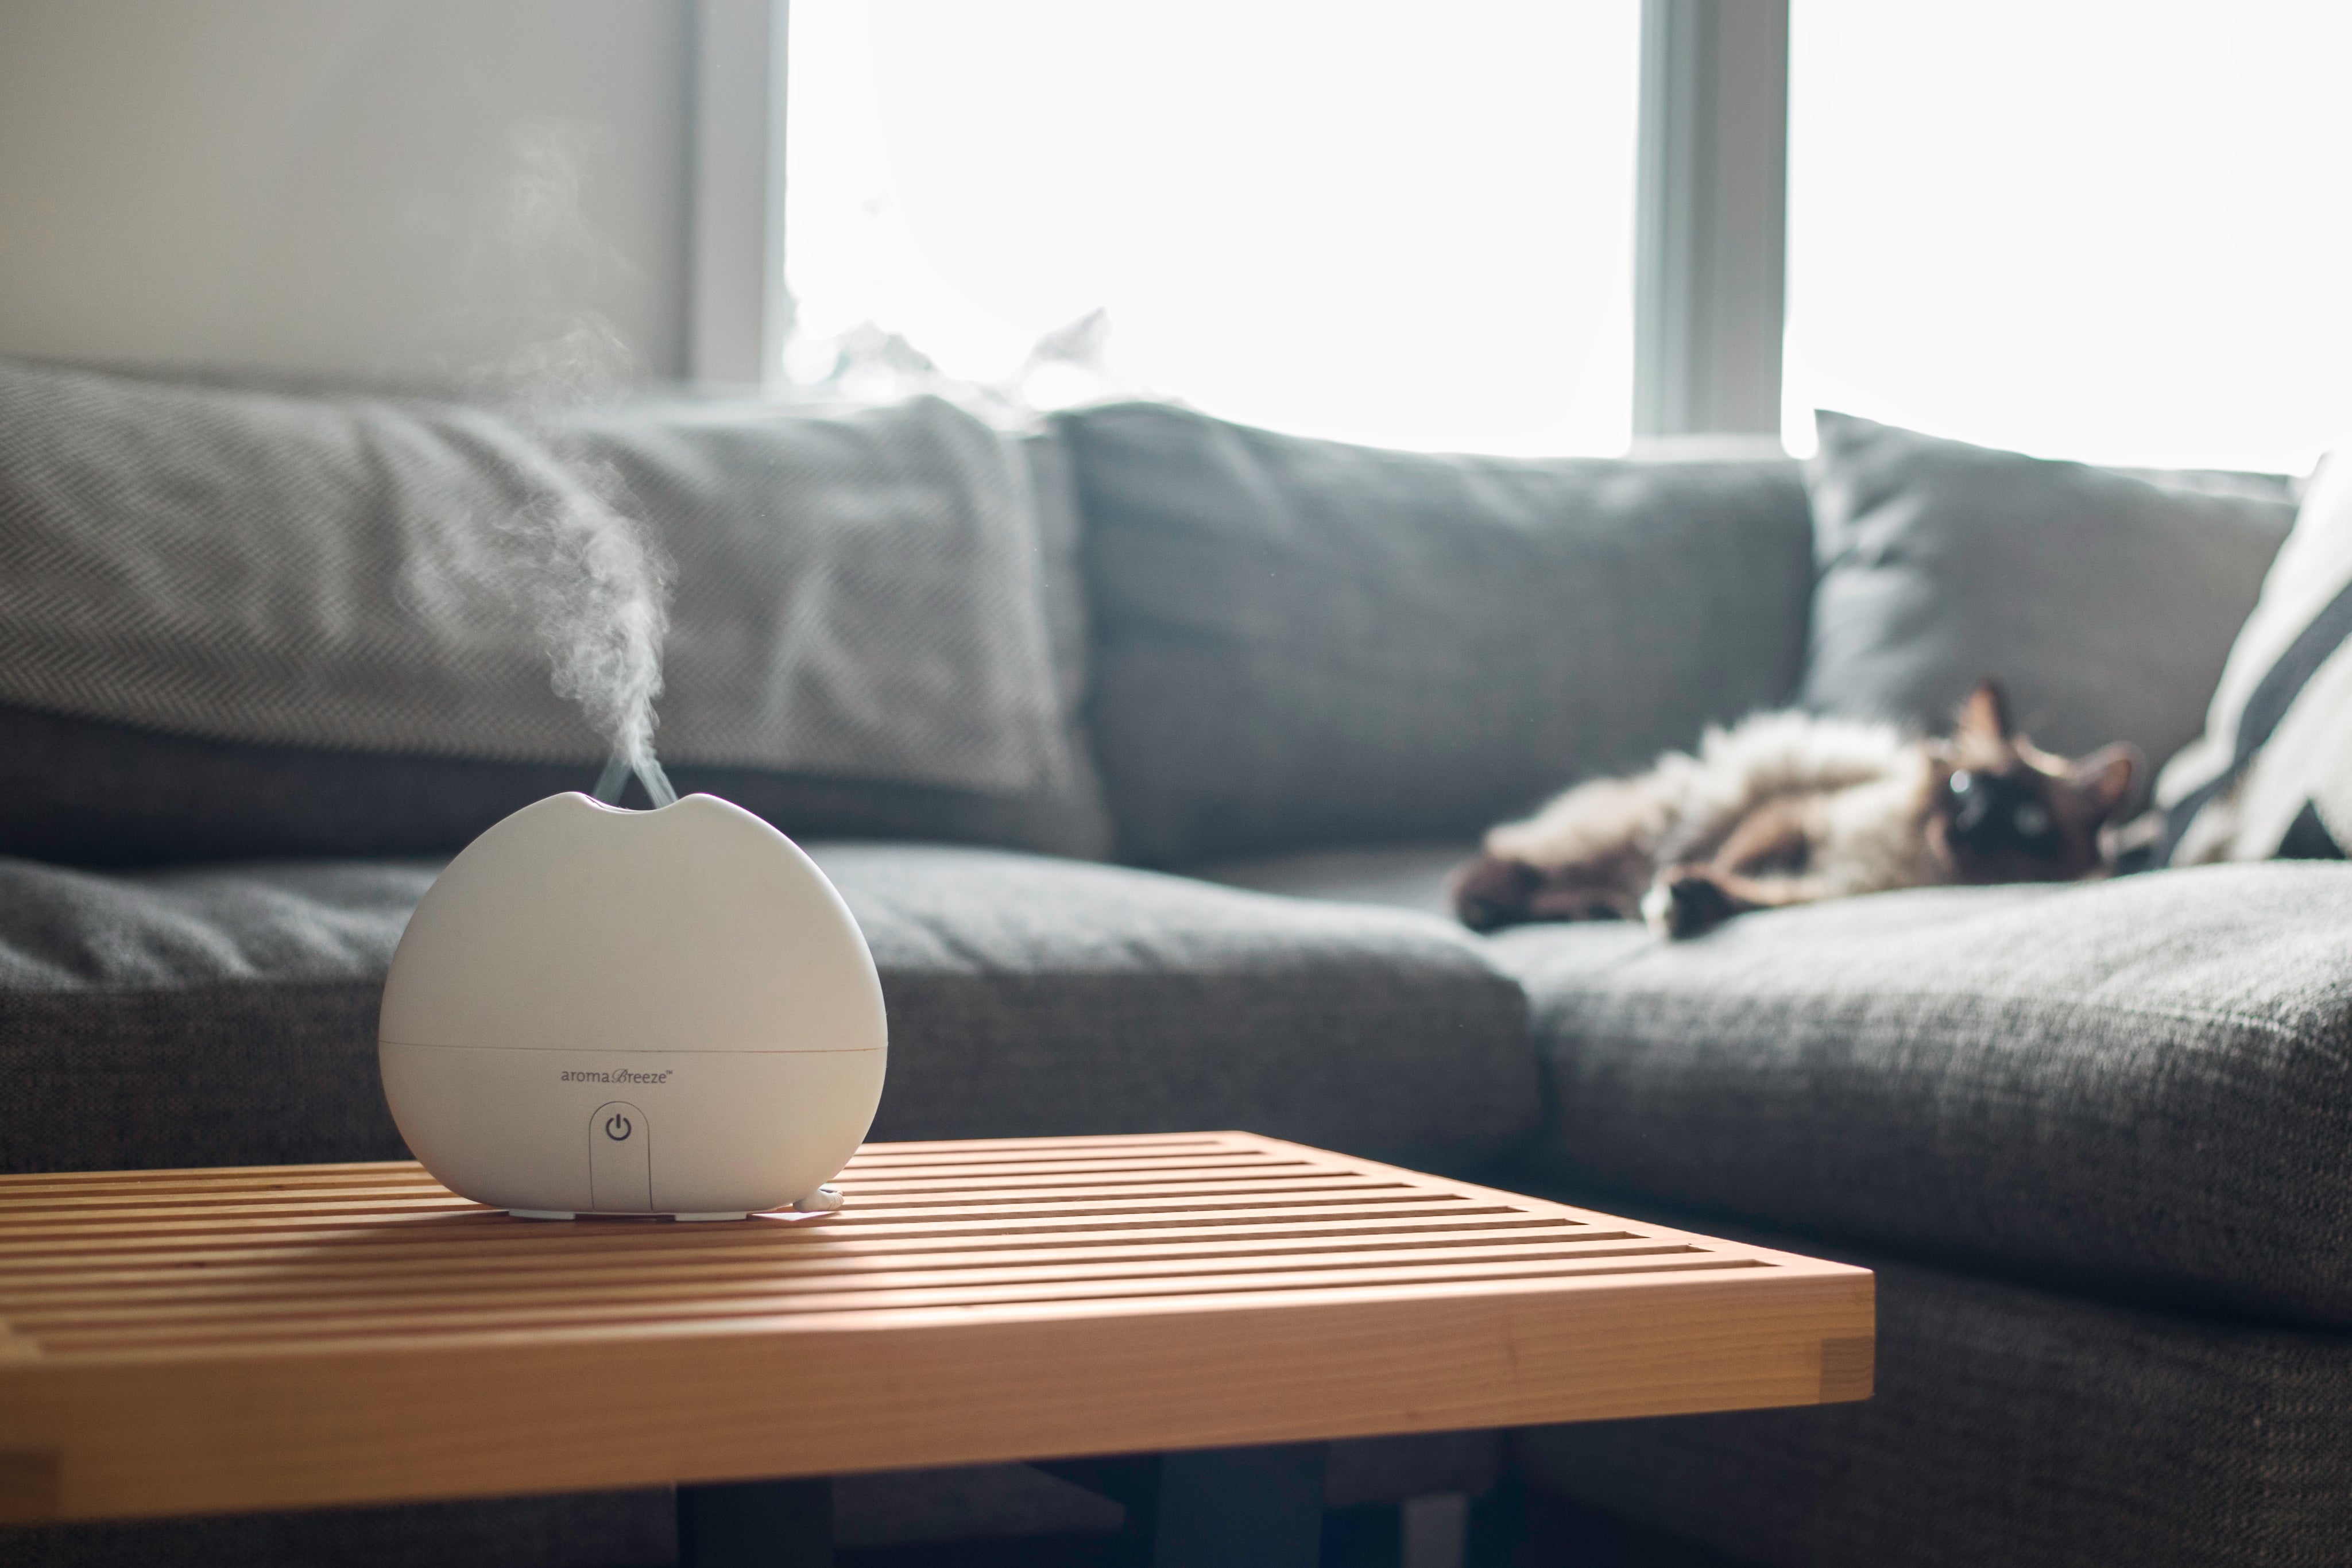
[0,1,691,381]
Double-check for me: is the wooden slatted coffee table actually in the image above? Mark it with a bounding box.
[0,1132,1872,1565]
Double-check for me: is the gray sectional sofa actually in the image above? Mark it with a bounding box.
[5,365,2348,1567]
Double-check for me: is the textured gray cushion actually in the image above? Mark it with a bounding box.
[823,844,1536,1169]
[1494,863,2352,1326]
[0,702,1115,867]
[1801,411,2296,769]
[0,428,1111,866]
[1060,402,1816,864]
[1183,842,1476,920]
[0,857,424,1173]
[0,359,1066,791]
[1520,1236,2352,1568]
[1,843,1534,1178]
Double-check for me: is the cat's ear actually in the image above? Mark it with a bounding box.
[1955,680,2014,744]
[2069,743,2141,823]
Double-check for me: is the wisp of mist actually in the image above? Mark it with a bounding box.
[451,119,676,808]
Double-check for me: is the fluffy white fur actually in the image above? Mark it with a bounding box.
[1483,711,1941,934]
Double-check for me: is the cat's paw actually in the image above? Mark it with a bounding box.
[1647,870,1739,939]
[1450,853,1539,931]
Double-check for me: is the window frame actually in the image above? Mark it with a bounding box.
[690,0,1792,443]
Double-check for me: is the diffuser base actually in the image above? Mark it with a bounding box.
[676,1212,750,1222]
[509,1210,576,1221]
[381,1041,884,1219]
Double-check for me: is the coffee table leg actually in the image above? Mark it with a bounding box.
[1039,1442,1327,1567]
[676,1476,833,1568]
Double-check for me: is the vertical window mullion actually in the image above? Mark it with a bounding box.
[1634,0,1789,443]
[688,0,786,389]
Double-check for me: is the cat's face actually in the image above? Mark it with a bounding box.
[1929,681,2138,884]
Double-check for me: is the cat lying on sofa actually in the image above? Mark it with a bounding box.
[1452,681,2140,938]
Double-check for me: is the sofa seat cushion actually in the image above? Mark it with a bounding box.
[817,844,1536,1168]
[2,843,1535,1178]
[1518,1229,2352,1568]
[1492,862,2352,1327]
[0,857,427,1174]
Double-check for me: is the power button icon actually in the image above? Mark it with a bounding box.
[590,1101,651,1212]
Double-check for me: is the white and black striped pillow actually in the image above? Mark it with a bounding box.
[2159,453,2352,863]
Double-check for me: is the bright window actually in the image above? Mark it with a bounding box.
[784,1,1640,456]
[1784,1,2352,474]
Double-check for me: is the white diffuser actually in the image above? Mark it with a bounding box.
[378,792,886,1220]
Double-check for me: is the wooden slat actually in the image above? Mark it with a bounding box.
[0,1202,1553,1267]
[842,1135,1237,1155]
[0,1181,1417,1234]
[0,1214,1605,1281]
[10,1243,1744,1331]
[31,1256,1771,1355]
[0,1132,1872,1523]
[0,1229,1664,1303]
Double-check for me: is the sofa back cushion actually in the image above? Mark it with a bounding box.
[1800,411,2297,775]
[1059,402,1816,865]
[0,362,1112,865]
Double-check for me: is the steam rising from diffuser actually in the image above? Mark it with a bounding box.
[445,119,677,808]
[497,449,676,809]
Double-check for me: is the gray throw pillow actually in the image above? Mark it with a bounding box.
[0,360,1067,789]
[0,362,1111,865]
[2156,448,2352,864]
[1801,411,2296,773]
[1060,402,1817,865]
